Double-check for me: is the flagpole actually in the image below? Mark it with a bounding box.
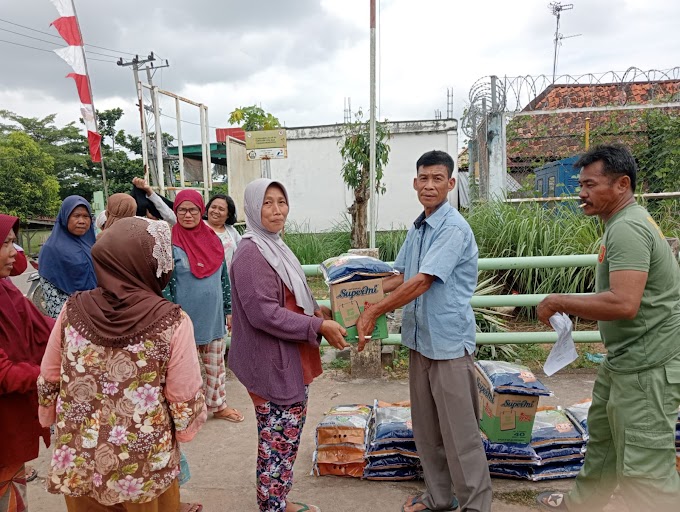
[69,0,108,198]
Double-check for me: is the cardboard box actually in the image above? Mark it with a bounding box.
[476,366,539,444]
[329,278,389,341]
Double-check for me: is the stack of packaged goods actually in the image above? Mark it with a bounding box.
[364,401,421,481]
[312,404,372,478]
[486,409,586,481]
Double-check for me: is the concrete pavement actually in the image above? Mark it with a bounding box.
[24,368,628,512]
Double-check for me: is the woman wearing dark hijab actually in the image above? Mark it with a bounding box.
[0,213,54,511]
[38,196,97,318]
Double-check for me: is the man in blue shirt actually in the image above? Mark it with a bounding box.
[357,150,492,512]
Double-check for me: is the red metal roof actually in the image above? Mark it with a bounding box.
[216,128,245,143]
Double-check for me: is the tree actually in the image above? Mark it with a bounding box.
[96,107,124,152]
[115,129,143,156]
[0,132,60,219]
[0,108,146,201]
[228,106,281,131]
[339,109,390,248]
[88,109,144,196]
[0,109,93,200]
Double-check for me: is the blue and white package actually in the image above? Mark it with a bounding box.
[489,462,583,481]
[366,440,418,457]
[565,399,592,441]
[320,254,395,284]
[363,467,421,481]
[531,410,584,448]
[481,432,537,460]
[365,454,421,471]
[475,360,552,396]
[369,401,415,445]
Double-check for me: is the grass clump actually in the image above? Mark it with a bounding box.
[466,201,603,300]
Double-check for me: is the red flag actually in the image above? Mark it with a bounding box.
[66,73,92,104]
[51,17,82,46]
[50,1,101,165]
[88,131,102,163]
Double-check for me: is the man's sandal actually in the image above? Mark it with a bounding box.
[401,495,459,512]
[537,492,569,511]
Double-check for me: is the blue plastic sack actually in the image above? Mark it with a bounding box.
[481,433,536,460]
[365,454,421,471]
[363,467,421,481]
[489,461,583,481]
[320,254,395,284]
[475,360,552,396]
[366,440,418,456]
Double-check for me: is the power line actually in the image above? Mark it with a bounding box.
[0,17,139,57]
[0,38,116,63]
[160,112,218,130]
[0,26,119,59]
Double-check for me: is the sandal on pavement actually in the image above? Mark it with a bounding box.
[213,407,244,423]
[290,503,320,512]
[179,503,203,512]
[25,466,38,483]
[401,495,459,512]
[537,492,569,510]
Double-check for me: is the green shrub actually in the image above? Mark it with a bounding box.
[466,201,603,302]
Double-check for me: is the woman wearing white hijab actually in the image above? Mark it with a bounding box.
[228,179,348,512]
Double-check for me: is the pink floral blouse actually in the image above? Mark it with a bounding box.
[37,309,207,505]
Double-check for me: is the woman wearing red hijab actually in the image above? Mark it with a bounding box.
[0,213,54,511]
[164,190,243,423]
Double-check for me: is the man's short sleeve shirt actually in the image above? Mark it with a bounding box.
[398,202,478,360]
[597,204,680,371]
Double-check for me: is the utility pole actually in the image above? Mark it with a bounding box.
[369,0,377,249]
[117,53,169,188]
[549,2,573,83]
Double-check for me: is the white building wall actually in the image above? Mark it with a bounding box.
[269,119,458,232]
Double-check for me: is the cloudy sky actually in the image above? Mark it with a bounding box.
[1,0,678,146]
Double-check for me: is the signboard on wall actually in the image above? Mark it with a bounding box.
[245,129,287,160]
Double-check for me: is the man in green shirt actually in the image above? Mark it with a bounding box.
[536,144,680,512]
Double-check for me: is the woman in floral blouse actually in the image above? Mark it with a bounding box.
[37,216,207,511]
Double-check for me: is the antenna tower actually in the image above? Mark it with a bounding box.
[549,2,577,83]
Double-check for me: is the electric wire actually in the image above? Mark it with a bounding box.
[0,26,120,59]
[0,38,115,63]
[0,17,138,56]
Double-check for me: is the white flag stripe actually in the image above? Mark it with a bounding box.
[80,104,97,132]
[54,46,86,75]
[49,0,75,17]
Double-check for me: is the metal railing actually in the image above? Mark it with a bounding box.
[225,254,602,347]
